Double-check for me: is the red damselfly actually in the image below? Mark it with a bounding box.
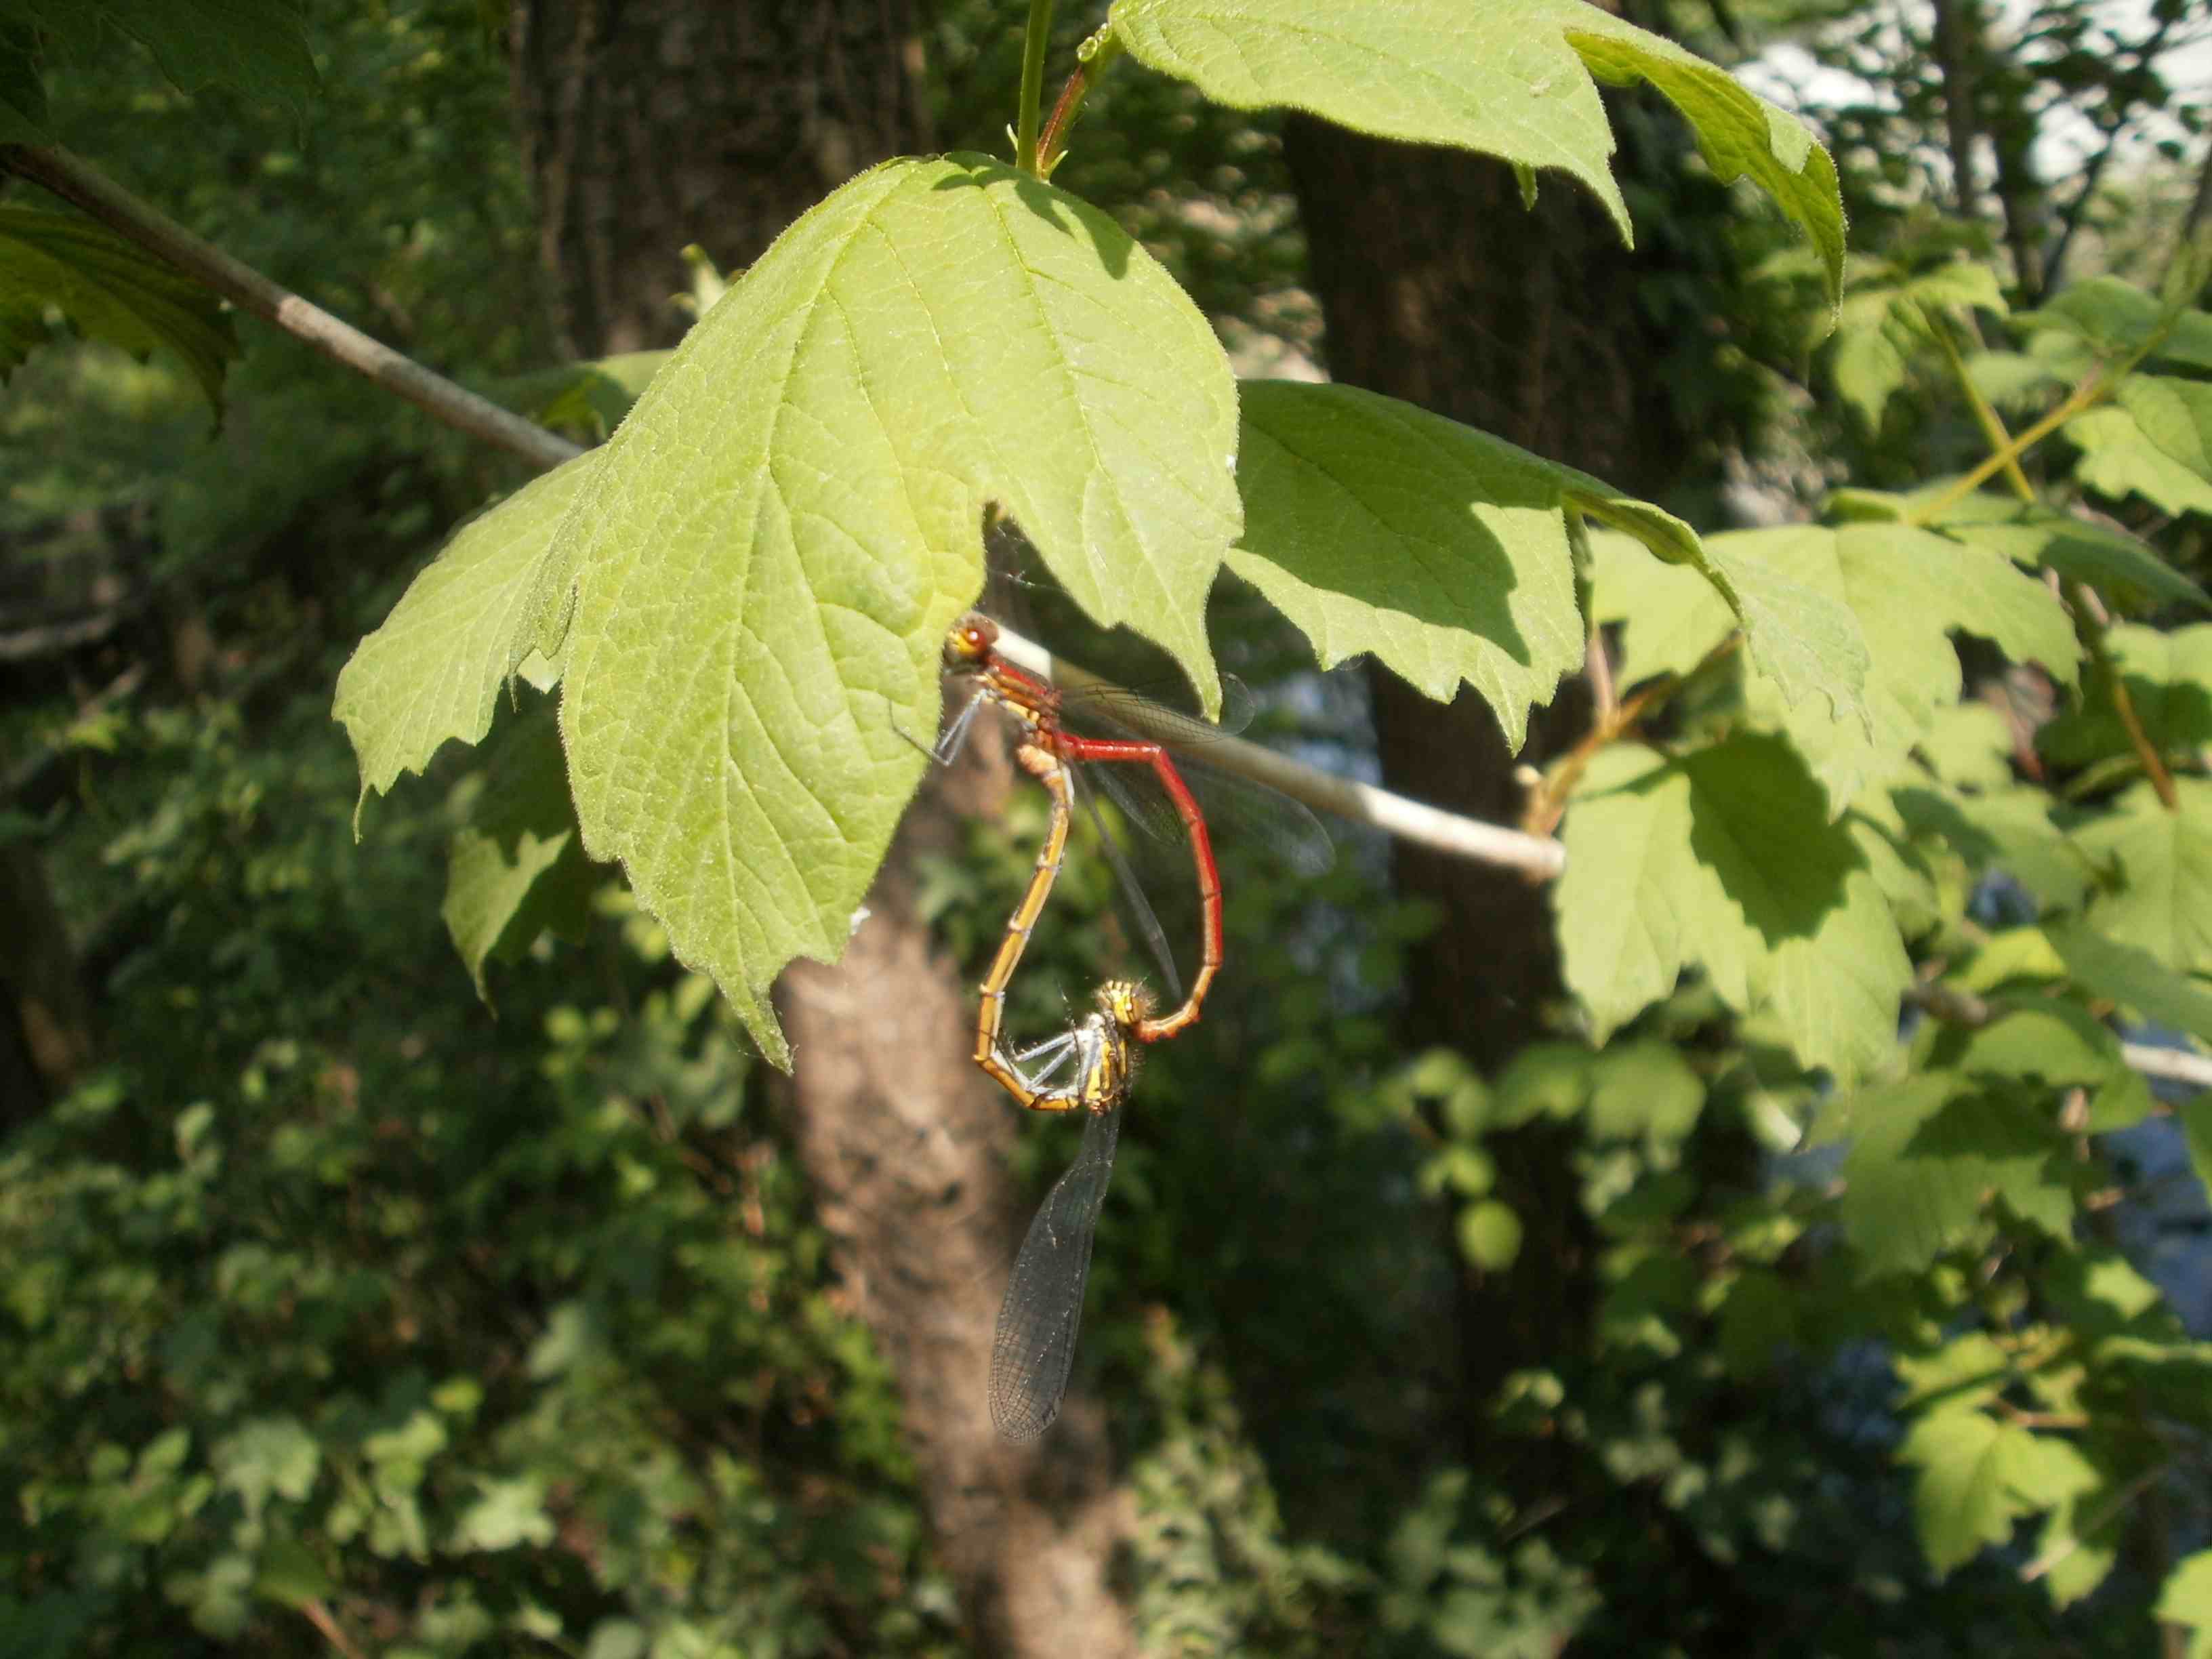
[939,611,1330,1045]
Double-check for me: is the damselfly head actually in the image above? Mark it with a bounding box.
[1096,979,1155,1031]
[943,611,1000,672]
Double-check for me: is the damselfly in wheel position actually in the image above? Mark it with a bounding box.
[938,611,1330,1051]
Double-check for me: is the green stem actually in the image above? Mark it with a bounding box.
[1933,319,2034,502]
[1016,0,1055,176]
[1927,316,2179,810]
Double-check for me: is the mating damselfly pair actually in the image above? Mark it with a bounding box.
[935,612,1329,1440]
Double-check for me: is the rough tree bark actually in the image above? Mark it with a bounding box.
[508,7,1136,1651]
[1281,114,1698,1448]
[509,0,935,356]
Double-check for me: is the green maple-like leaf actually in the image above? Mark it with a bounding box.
[443,698,598,1003]
[2160,1551,2212,1659]
[333,451,598,817]
[1109,0,1845,306]
[1593,520,2074,814]
[1829,260,2007,432]
[1227,381,1591,748]
[2076,779,2212,976]
[1899,1406,2025,1576]
[0,206,239,409]
[527,155,1242,1065]
[2045,920,2212,1047]
[2066,405,2212,519]
[1891,782,2095,912]
[18,0,316,112]
[2118,374,2212,485]
[1838,1074,2068,1279]
[1584,526,1871,741]
[1738,523,2077,812]
[2040,622,2212,772]
[1931,495,2209,616]
[1556,735,1909,1083]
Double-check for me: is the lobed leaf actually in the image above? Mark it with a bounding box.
[0,206,239,408]
[21,0,317,112]
[1109,0,1844,306]
[529,155,1242,1065]
[2066,406,2212,518]
[1227,380,1586,748]
[1931,495,2210,616]
[2075,779,2212,977]
[333,451,600,820]
[2045,921,2212,1047]
[1838,1075,2068,1279]
[1556,735,1909,1083]
[443,699,598,1003]
[1732,523,2076,813]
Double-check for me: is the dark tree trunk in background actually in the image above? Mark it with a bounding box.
[509,7,1136,1652]
[510,0,935,356]
[1929,0,1982,218]
[1282,115,1698,1454]
[0,842,93,1120]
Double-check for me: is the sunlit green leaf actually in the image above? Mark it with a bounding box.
[1110,0,1845,304]
[2066,406,2212,518]
[2159,1551,2212,1659]
[1898,1405,2089,1576]
[2047,920,2212,1046]
[1227,382,1589,747]
[1931,495,2210,616]
[333,452,599,820]
[2117,375,2212,483]
[530,155,1240,1065]
[1557,737,1909,1082]
[2076,779,2212,975]
[211,1417,319,1519]
[1838,1074,2067,1277]
[2040,623,2212,771]
[451,1476,555,1552]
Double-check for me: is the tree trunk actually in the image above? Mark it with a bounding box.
[1929,0,1982,218]
[509,7,1136,1650]
[0,840,94,1123]
[1281,115,1696,1444]
[509,0,935,356]
[779,741,1136,1659]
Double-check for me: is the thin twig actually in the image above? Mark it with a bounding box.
[1931,316,2178,811]
[1,144,580,472]
[1904,982,2212,1093]
[298,1599,368,1659]
[998,630,1568,881]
